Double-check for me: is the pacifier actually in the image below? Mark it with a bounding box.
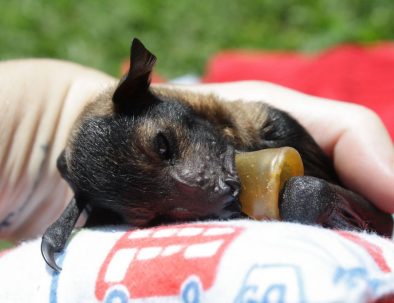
[235,147,304,220]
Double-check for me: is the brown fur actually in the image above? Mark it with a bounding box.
[75,85,269,148]
[152,87,269,149]
[67,85,270,168]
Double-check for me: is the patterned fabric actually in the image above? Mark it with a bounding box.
[1,220,393,302]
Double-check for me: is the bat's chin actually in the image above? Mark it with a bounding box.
[128,196,243,227]
[167,201,243,221]
[167,193,243,220]
[167,207,200,220]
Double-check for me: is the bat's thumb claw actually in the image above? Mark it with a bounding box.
[41,239,62,272]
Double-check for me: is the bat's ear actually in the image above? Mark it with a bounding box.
[113,38,158,115]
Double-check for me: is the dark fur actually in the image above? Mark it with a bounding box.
[41,38,393,271]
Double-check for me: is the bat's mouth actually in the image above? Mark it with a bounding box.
[167,207,198,220]
[168,198,242,219]
[140,193,243,227]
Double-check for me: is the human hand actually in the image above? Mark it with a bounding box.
[168,81,394,214]
[0,59,116,241]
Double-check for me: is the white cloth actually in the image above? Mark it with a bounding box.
[1,220,394,302]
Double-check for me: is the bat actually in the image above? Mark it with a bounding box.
[41,38,393,271]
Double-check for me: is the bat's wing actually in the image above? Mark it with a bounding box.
[279,176,393,237]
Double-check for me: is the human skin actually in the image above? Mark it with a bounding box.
[0,59,116,241]
[0,59,392,241]
[182,82,394,215]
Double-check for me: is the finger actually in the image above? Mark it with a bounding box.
[167,81,394,213]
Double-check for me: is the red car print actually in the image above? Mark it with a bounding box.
[95,223,244,302]
[335,231,392,273]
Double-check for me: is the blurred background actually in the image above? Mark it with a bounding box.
[1,0,393,78]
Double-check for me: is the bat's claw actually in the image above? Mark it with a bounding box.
[40,197,86,272]
[41,238,62,272]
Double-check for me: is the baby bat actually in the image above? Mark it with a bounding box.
[41,38,393,271]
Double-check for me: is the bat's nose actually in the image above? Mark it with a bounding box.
[225,177,241,198]
[215,176,241,202]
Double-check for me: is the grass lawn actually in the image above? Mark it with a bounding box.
[1,0,393,78]
[0,240,13,251]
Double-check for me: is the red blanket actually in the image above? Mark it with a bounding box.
[203,43,394,140]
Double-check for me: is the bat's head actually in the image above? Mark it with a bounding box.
[59,39,241,227]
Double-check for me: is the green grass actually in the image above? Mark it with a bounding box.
[0,240,13,251]
[1,0,394,78]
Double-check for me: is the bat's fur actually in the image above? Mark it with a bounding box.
[41,38,393,271]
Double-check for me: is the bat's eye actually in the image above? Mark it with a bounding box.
[155,132,173,163]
